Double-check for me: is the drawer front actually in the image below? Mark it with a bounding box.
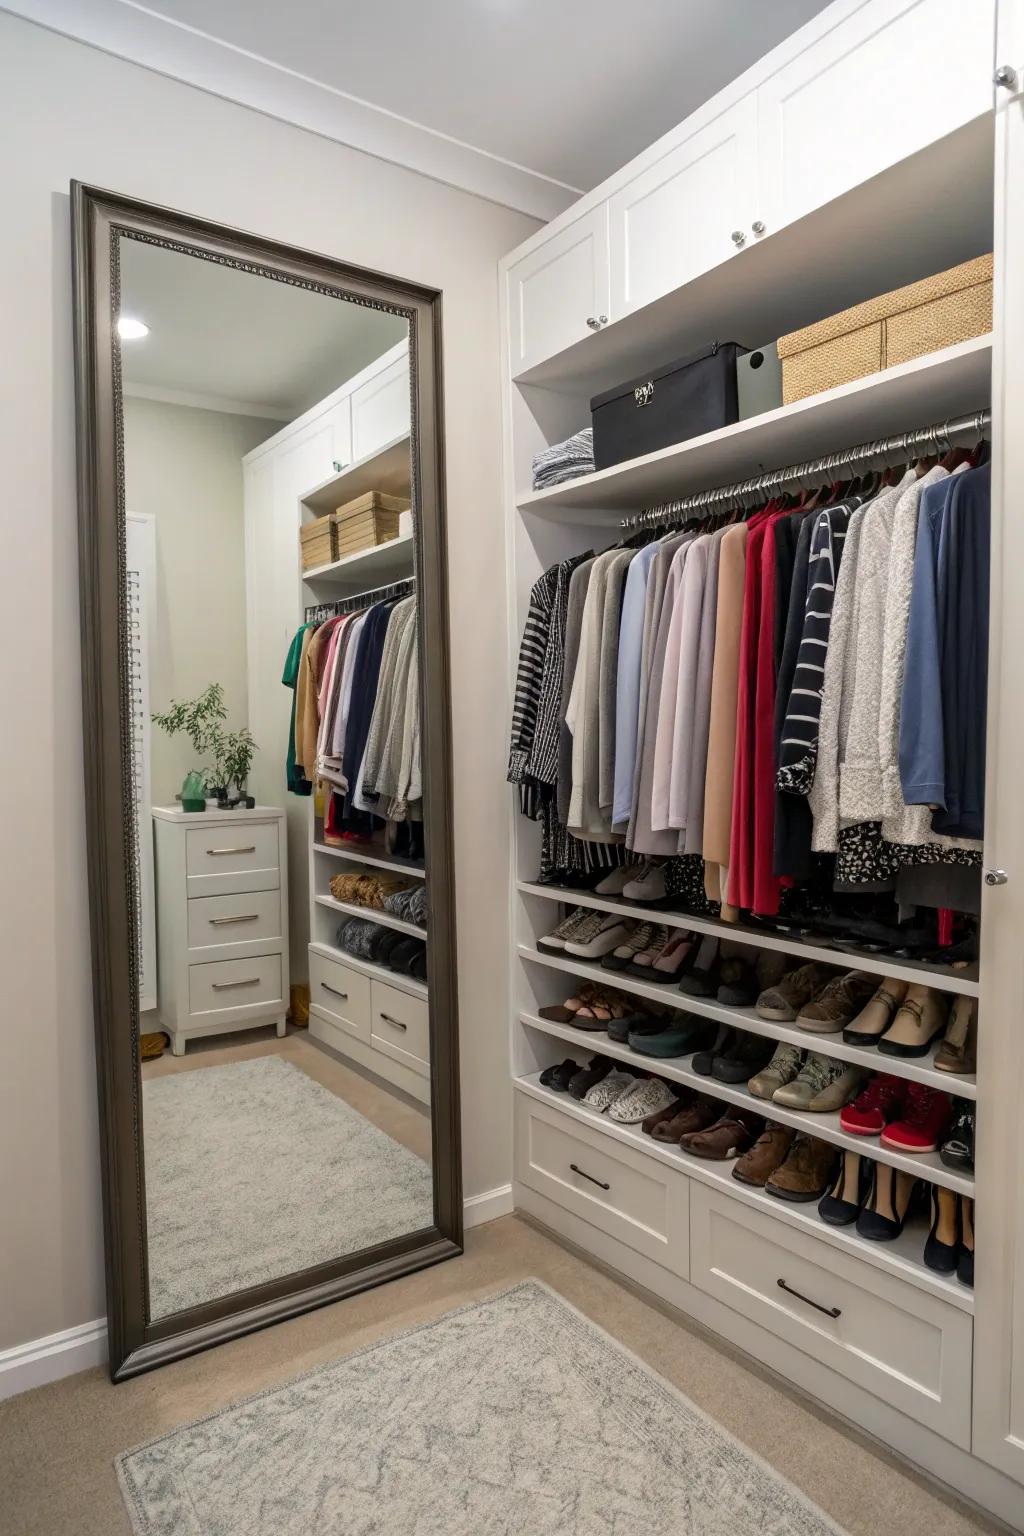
[188,953,284,1019]
[309,950,371,1041]
[370,980,430,1076]
[185,821,280,896]
[689,1186,972,1446]
[187,889,282,954]
[515,1094,688,1273]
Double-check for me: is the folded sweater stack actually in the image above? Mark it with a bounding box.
[532,428,595,491]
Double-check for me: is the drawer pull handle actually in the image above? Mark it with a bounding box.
[570,1162,610,1191]
[207,845,256,856]
[777,1278,841,1319]
[322,983,348,1000]
[209,913,259,925]
[211,977,261,990]
[379,1012,407,1030]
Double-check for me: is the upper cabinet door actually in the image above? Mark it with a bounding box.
[757,0,995,235]
[507,206,611,376]
[609,95,759,320]
[350,355,410,460]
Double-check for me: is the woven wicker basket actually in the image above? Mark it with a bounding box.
[777,254,992,404]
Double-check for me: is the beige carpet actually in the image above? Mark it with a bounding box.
[0,1217,999,1536]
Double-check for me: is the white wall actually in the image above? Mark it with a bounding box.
[0,11,537,1356]
[123,397,270,804]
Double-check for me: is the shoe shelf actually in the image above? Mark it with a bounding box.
[314,841,426,880]
[514,1072,972,1313]
[519,946,976,1100]
[309,938,428,1000]
[314,892,426,939]
[518,881,979,999]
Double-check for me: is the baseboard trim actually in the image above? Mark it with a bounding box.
[463,1185,514,1229]
[0,1319,108,1401]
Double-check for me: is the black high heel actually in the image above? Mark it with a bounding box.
[856,1161,916,1241]
[923,1184,960,1273]
[958,1197,975,1288]
[818,1149,866,1226]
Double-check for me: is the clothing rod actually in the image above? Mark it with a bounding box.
[304,575,416,621]
[620,408,991,528]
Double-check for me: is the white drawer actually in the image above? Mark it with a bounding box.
[370,980,429,1077]
[309,950,371,1041]
[185,821,280,896]
[689,1185,972,1447]
[187,889,282,954]
[515,1094,688,1273]
[188,953,284,1019]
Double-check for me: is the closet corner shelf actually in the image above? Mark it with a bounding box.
[313,840,426,879]
[302,531,415,589]
[518,335,992,519]
[517,944,977,1105]
[300,432,411,515]
[513,1072,972,1314]
[517,881,980,1000]
[309,938,427,999]
[314,892,426,939]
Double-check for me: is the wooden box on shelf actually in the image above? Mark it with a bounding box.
[331,490,410,557]
[778,253,993,404]
[299,512,335,571]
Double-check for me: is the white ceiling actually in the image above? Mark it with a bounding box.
[119,237,408,417]
[96,0,833,192]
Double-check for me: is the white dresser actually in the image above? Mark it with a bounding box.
[152,805,289,1055]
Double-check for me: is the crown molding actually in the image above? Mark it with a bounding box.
[123,382,292,421]
[2,0,579,222]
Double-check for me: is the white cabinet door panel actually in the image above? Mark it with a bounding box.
[610,96,758,319]
[507,206,610,375]
[758,0,995,235]
[351,356,409,460]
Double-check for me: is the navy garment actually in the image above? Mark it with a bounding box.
[932,462,990,839]
[340,601,397,810]
[899,478,956,809]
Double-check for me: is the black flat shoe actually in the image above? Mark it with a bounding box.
[692,1024,735,1077]
[540,1058,578,1089]
[568,1055,612,1100]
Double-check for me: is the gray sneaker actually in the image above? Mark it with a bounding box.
[539,906,592,952]
[773,1053,866,1111]
[603,921,655,971]
[747,1043,803,1100]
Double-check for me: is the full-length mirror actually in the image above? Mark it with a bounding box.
[73,187,461,1377]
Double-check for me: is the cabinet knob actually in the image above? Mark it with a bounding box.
[994,64,1019,90]
[751,220,766,236]
[731,230,746,247]
[585,314,608,330]
[985,868,1009,886]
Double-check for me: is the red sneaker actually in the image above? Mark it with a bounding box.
[839,1074,906,1136]
[880,1084,953,1153]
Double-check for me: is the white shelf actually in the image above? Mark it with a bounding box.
[518,882,979,999]
[313,841,426,879]
[300,432,411,515]
[519,336,991,517]
[519,944,975,1098]
[302,531,415,590]
[514,1074,972,1313]
[315,892,425,938]
[309,938,427,999]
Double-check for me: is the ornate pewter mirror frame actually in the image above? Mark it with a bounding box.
[71,183,462,1380]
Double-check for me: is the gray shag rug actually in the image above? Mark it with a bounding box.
[143,1056,433,1319]
[118,1279,844,1536]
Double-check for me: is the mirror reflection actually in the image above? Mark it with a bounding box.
[118,237,433,1321]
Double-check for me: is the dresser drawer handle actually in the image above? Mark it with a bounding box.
[206,845,256,856]
[211,977,261,990]
[777,1278,841,1318]
[379,1012,407,1030]
[209,913,259,925]
[570,1162,610,1191]
[322,983,348,1000]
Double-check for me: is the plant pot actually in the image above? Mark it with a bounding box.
[180,770,206,813]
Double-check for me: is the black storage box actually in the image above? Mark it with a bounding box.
[589,341,744,470]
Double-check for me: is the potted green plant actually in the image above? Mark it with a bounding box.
[152,684,257,811]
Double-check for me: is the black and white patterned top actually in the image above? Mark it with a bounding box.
[775,507,850,795]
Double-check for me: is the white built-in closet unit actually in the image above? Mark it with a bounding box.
[501,0,1024,1524]
[242,338,428,1099]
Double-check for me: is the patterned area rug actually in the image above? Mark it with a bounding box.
[118,1280,844,1535]
[143,1056,433,1319]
